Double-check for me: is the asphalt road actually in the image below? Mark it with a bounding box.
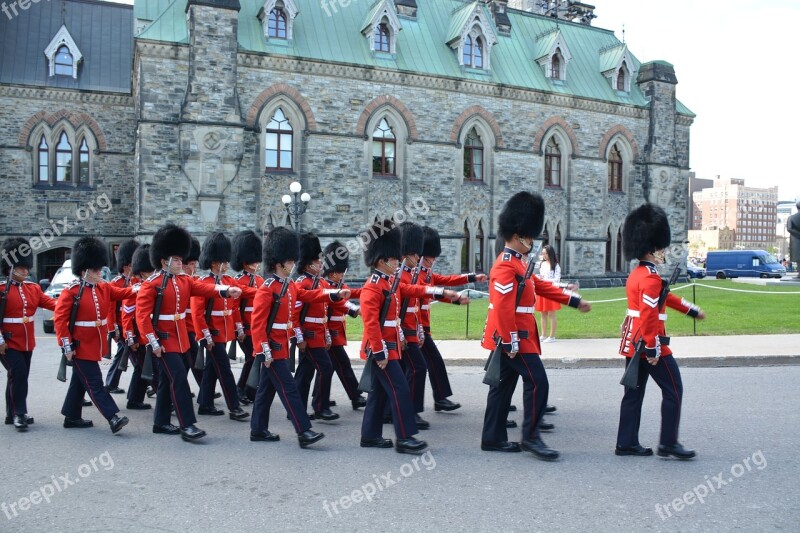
[1,338,797,532]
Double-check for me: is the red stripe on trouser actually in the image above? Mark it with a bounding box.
[73,361,109,420]
[332,347,356,399]
[381,365,407,438]
[310,352,324,412]
[519,356,539,440]
[269,365,301,433]
[663,359,681,442]
[210,346,235,409]
[161,356,186,429]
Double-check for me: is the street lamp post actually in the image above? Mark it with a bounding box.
[281,181,311,231]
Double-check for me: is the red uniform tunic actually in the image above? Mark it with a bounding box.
[234,271,263,336]
[135,271,231,354]
[54,280,134,361]
[481,249,580,355]
[418,267,473,332]
[295,273,331,349]
[120,276,143,344]
[250,274,335,360]
[321,279,360,347]
[398,265,424,343]
[0,280,56,351]
[619,261,699,359]
[359,270,447,361]
[105,275,132,337]
[191,273,243,344]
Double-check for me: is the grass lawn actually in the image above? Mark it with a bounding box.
[342,280,800,340]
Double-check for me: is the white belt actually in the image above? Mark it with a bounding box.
[421,305,430,311]
[272,323,289,330]
[210,310,233,317]
[185,308,192,314]
[3,316,34,324]
[329,316,345,322]
[627,309,668,321]
[244,307,254,312]
[158,312,186,321]
[406,306,418,313]
[74,319,108,327]
[304,317,326,324]
[382,320,397,327]
[516,306,534,313]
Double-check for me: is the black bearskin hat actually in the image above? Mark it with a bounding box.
[321,241,349,275]
[298,232,322,272]
[399,222,424,257]
[422,226,442,258]
[497,191,545,240]
[263,227,299,272]
[71,236,109,276]
[231,230,263,271]
[115,239,140,271]
[131,245,154,277]
[622,203,671,261]
[185,237,201,263]
[363,219,401,267]
[1,237,34,276]
[150,223,191,268]
[199,232,232,270]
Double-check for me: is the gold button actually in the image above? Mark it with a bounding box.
[174,313,181,320]
[95,320,102,327]
[22,317,30,324]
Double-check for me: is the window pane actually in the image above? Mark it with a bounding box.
[385,157,395,176]
[384,141,395,159]
[373,156,383,174]
[372,140,383,157]
[472,148,482,169]
[474,163,483,181]
[265,150,278,168]
[265,132,278,150]
[80,157,89,182]
[463,149,472,178]
[279,150,292,169]
[280,133,292,149]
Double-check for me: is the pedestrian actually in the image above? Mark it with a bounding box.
[536,244,562,343]
[615,203,706,459]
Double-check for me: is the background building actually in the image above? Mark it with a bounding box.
[0,0,694,280]
[776,200,798,261]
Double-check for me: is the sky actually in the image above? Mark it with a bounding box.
[107,0,799,200]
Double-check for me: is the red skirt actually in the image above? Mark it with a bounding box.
[535,296,561,312]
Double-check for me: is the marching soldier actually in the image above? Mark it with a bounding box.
[55,236,132,433]
[182,237,204,388]
[104,239,139,395]
[191,232,249,421]
[418,226,486,413]
[0,237,57,431]
[249,227,347,447]
[294,232,338,421]
[136,224,242,442]
[231,230,264,405]
[480,192,590,460]
[120,245,153,410]
[315,241,367,411]
[359,220,465,454]
[616,204,705,460]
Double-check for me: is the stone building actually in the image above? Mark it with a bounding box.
[0,0,694,280]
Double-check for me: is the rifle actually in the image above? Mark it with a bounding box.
[228,272,256,361]
[325,269,347,321]
[0,267,14,345]
[143,259,172,381]
[483,242,542,387]
[397,265,420,323]
[291,267,322,369]
[620,255,684,389]
[199,270,222,368]
[358,259,406,393]
[105,275,131,360]
[58,272,87,382]
[246,264,296,390]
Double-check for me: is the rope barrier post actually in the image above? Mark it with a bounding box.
[465,293,470,339]
[692,282,697,336]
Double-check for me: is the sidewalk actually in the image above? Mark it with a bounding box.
[428,334,800,368]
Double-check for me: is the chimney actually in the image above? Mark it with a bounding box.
[394,0,417,19]
[489,0,512,35]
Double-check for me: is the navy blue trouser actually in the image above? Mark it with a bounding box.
[236,336,255,392]
[126,346,149,404]
[362,359,418,440]
[104,340,125,389]
[182,332,204,387]
[62,358,120,421]
[315,345,360,403]
[1,349,32,418]
[482,352,548,444]
[421,333,454,401]
[294,346,333,413]
[250,359,311,435]
[154,352,196,428]
[617,355,684,447]
[198,342,240,411]
[403,342,428,413]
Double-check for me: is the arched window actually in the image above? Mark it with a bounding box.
[55,132,72,182]
[617,61,627,91]
[372,118,396,177]
[463,128,483,181]
[265,108,293,171]
[463,36,472,66]
[268,9,287,39]
[551,50,561,80]
[475,221,485,272]
[463,35,483,68]
[78,138,90,184]
[544,137,561,187]
[616,227,623,272]
[461,221,471,273]
[54,45,73,76]
[608,143,623,192]
[38,136,49,183]
[605,227,613,272]
[374,22,390,52]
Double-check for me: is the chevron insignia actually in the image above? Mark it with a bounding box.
[122,304,136,314]
[642,294,659,308]
[494,281,514,295]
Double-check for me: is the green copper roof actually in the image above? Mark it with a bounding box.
[599,43,627,72]
[446,1,481,44]
[133,0,694,116]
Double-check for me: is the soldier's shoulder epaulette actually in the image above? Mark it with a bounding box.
[297,274,308,282]
[235,272,246,280]
[197,274,212,281]
[368,273,380,284]
[646,264,659,275]
[22,280,37,285]
[146,272,161,282]
[66,280,81,290]
[264,277,276,287]
[112,275,125,283]
[502,252,512,262]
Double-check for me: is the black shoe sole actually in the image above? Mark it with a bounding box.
[181,431,207,442]
[299,435,324,448]
[481,444,521,453]
[396,445,428,455]
[361,439,393,448]
[198,410,225,416]
[110,418,129,434]
[126,404,152,410]
[251,434,280,442]
[64,422,93,429]
[434,404,461,412]
[153,427,181,435]
[657,449,696,460]
[229,413,250,421]
[616,448,654,457]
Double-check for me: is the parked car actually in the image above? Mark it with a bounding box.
[686,260,706,279]
[705,250,786,279]
[41,261,112,333]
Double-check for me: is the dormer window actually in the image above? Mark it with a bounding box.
[362,1,401,55]
[535,29,572,81]
[374,21,391,52]
[617,61,629,91]
[54,46,74,76]
[447,3,497,71]
[260,0,298,41]
[44,25,82,79]
[600,44,634,93]
[268,9,287,39]
[463,35,484,69]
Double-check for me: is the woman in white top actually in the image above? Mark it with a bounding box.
[535,245,561,342]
